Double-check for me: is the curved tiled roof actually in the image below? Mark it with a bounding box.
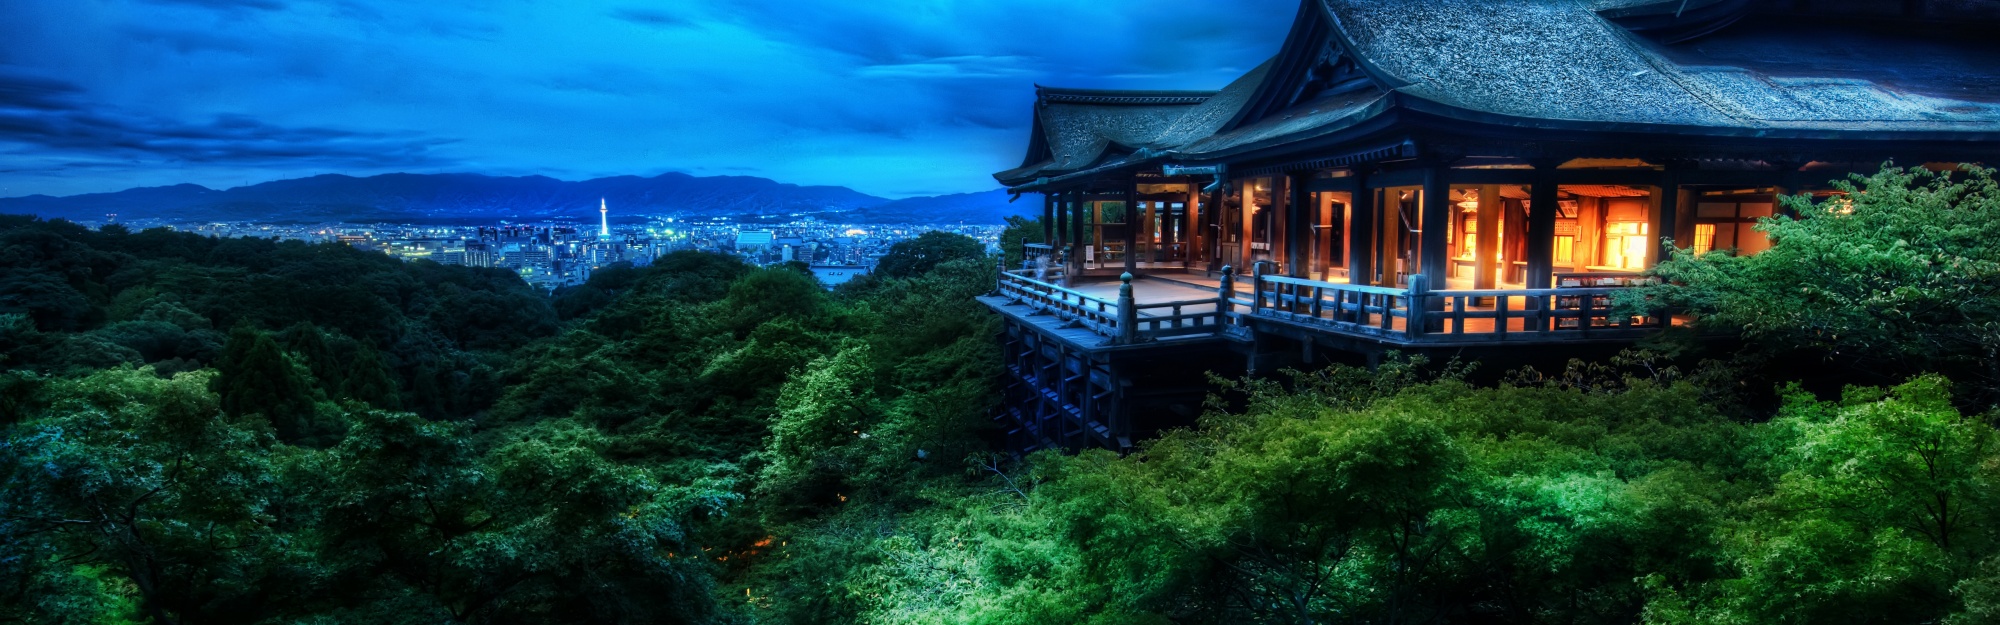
[995,62,1274,185]
[997,0,2000,186]
[1321,0,2000,132]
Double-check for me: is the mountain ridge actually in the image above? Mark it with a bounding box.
[0,172,1029,225]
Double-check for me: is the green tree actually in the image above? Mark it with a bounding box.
[213,324,320,442]
[874,231,989,280]
[0,368,302,624]
[311,413,732,623]
[998,215,1045,270]
[1635,163,2000,402]
[338,343,400,409]
[1657,375,2000,625]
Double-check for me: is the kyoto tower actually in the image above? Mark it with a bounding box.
[598,198,610,240]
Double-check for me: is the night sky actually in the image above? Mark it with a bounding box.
[0,0,1294,199]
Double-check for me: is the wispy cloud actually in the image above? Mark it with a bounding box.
[609,7,698,29]
[0,71,457,170]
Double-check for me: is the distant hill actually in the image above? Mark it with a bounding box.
[861,190,1030,225]
[0,172,1028,225]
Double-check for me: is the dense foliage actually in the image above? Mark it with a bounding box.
[1635,164,2000,401]
[0,221,1003,623]
[8,162,2000,624]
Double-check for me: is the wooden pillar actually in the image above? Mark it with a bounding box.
[1052,191,1069,273]
[1648,177,1679,268]
[1240,181,1256,271]
[1380,189,1401,286]
[1575,196,1602,273]
[1474,184,1500,290]
[1319,193,1338,280]
[1287,172,1310,278]
[1419,167,1450,285]
[1123,184,1138,275]
[1185,186,1201,265]
[1068,190,1086,277]
[1207,182,1226,272]
[1048,193,1064,244]
[1503,193,1526,285]
[1527,169,1558,289]
[1348,170,1374,285]
[1674,185,1698,250]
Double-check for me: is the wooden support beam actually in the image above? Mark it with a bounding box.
[1649,176,1679,267]
[1240,180,1257,271]
[1208,182,1226,273]
[1186,185,1202,267]
[1051,193,1065,251]
[1526,167,1558,289]
[1369,168,1429,189]
[1503,191,1526,284]
[1575,196,1603,273]
[1319,192,1338,280]
[1474,184,1500,290]
[1348,170,1373,284]
[1380,188,1401,286]
[1419,167,1450,285]
[1123,184,1138,275]
[1048,193,1064,246]
[1069,190,1086,278]
[1419,167,1450,329]
[1426,167,1858,188]
[1287,172,1310,277]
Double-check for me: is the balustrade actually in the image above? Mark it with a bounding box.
[995,268,1666,346]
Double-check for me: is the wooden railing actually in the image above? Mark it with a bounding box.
[1254,274,1416,339]
[998,270,1122,338]
[996,266,1665,347]
[1416,287,1663,339]
[1129,297,1227,338]
[1250,271,1665,343]
[998,270,1225,345]
[1023,242,1054,267]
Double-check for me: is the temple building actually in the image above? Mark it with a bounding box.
[981,0,2000,452]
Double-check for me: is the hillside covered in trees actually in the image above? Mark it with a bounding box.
[7,165,2000,625]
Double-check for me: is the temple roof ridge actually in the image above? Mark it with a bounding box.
[1034,86,1219,106]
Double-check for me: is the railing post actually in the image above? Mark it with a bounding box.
[1218,265,1235,327]
[1058,245,1072,288]
[1407,273,1430,338]
[1117,272,1138,345]
[1251,262,1267,316]
[995,258,1010,299]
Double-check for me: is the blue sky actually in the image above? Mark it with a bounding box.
[0,0,1294,199]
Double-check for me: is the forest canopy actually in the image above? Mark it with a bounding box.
[7,163,2000,625]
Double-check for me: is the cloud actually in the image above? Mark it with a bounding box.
[138,0,288,12]
[857,55,1033,80]
[0,74,81,111]
[120,25,258,55]
[610,7,697,29]
[0,71,457,172]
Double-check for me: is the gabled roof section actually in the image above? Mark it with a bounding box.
[1319,0,2000,132]
[1222,0,1397,134]
[996,80,1254,185]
